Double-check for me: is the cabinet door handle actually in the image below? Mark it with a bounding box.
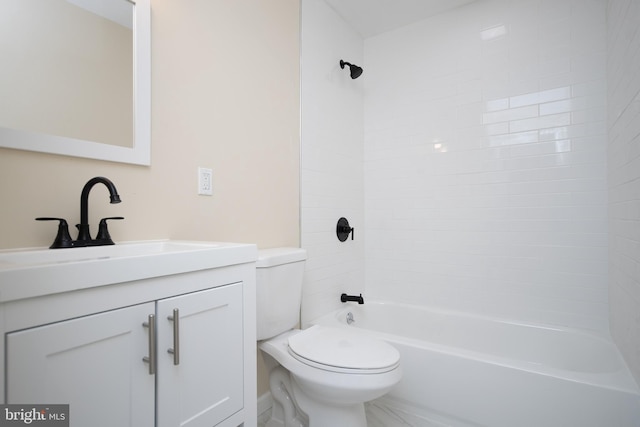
[167,308,180,365]
[142,314,156,375]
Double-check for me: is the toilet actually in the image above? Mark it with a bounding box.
[256,248,402,427]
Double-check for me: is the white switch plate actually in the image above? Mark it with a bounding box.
[198,167,213,196]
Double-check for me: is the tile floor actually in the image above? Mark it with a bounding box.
[257,399,454,427]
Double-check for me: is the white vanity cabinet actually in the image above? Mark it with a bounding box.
[7,302,156,427]
[156,283,244,427]
[0,241,257,427]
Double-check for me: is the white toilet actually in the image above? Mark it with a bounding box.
[256,248,402,427]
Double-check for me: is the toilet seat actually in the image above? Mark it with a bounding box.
[287,325,400,374]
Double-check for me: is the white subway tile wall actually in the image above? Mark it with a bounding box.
[300,0,365,325]
[607,0,640,383]
[363,0,609,331]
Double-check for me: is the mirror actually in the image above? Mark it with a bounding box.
[0,0,150,165]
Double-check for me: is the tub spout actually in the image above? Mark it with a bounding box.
[341,293,364,304]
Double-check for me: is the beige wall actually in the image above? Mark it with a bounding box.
[0,0,300,398]
[0,0,300,252]
[0,0,300,402]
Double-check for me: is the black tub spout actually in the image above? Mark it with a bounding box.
[341,293,364,304]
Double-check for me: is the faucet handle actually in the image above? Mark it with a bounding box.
[95,217,124,245]
[336,217,354,242]
[36,217,74,249]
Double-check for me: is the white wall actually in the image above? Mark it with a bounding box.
[300,0,365,325]
[363,0,609,331]
[607,0,640,383]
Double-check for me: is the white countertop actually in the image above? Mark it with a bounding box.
[0,240,258,303]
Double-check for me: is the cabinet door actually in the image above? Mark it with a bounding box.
[6,302,156,427]
[156,283,244,427]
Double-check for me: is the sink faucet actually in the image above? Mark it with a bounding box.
[36,177,123,249]
[75,177,122,245]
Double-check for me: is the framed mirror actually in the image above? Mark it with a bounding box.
[0,0,150,165]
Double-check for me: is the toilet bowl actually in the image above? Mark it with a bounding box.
[256,248,402,427]
[260,326,401,427]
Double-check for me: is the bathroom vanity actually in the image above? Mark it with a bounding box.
[0,240,257,427]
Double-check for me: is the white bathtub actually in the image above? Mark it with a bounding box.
[312,301,640,427]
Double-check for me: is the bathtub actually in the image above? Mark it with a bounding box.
[312,301,640,427]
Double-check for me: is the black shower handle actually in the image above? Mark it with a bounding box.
[338,224,354,239]
[336,217,354,241]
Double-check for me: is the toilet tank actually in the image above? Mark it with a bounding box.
[256,247,307,340]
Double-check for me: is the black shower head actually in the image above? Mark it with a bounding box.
[340,60,363,79]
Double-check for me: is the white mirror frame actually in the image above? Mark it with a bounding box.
[0,0,151,165]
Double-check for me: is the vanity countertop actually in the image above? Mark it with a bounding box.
[0,240,257,303]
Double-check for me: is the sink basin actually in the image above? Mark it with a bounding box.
[0,240,257,303]
[0,241,220,266]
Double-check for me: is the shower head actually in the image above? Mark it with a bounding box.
[340,60,363,79]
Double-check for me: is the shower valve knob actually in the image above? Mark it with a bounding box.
[336,217,354,242]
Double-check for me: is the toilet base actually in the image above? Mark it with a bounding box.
[266,366,307,427]
[291,377,367,427]
[264,365,368,427]
[259,329,401,427]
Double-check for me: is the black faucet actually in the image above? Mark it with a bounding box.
[341,293,364,304]
[36,177,123,249]
[75,177,122,246]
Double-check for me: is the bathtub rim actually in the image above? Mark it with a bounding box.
[311,300,640,395]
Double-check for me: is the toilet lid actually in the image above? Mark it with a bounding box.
[288,325,400,372]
